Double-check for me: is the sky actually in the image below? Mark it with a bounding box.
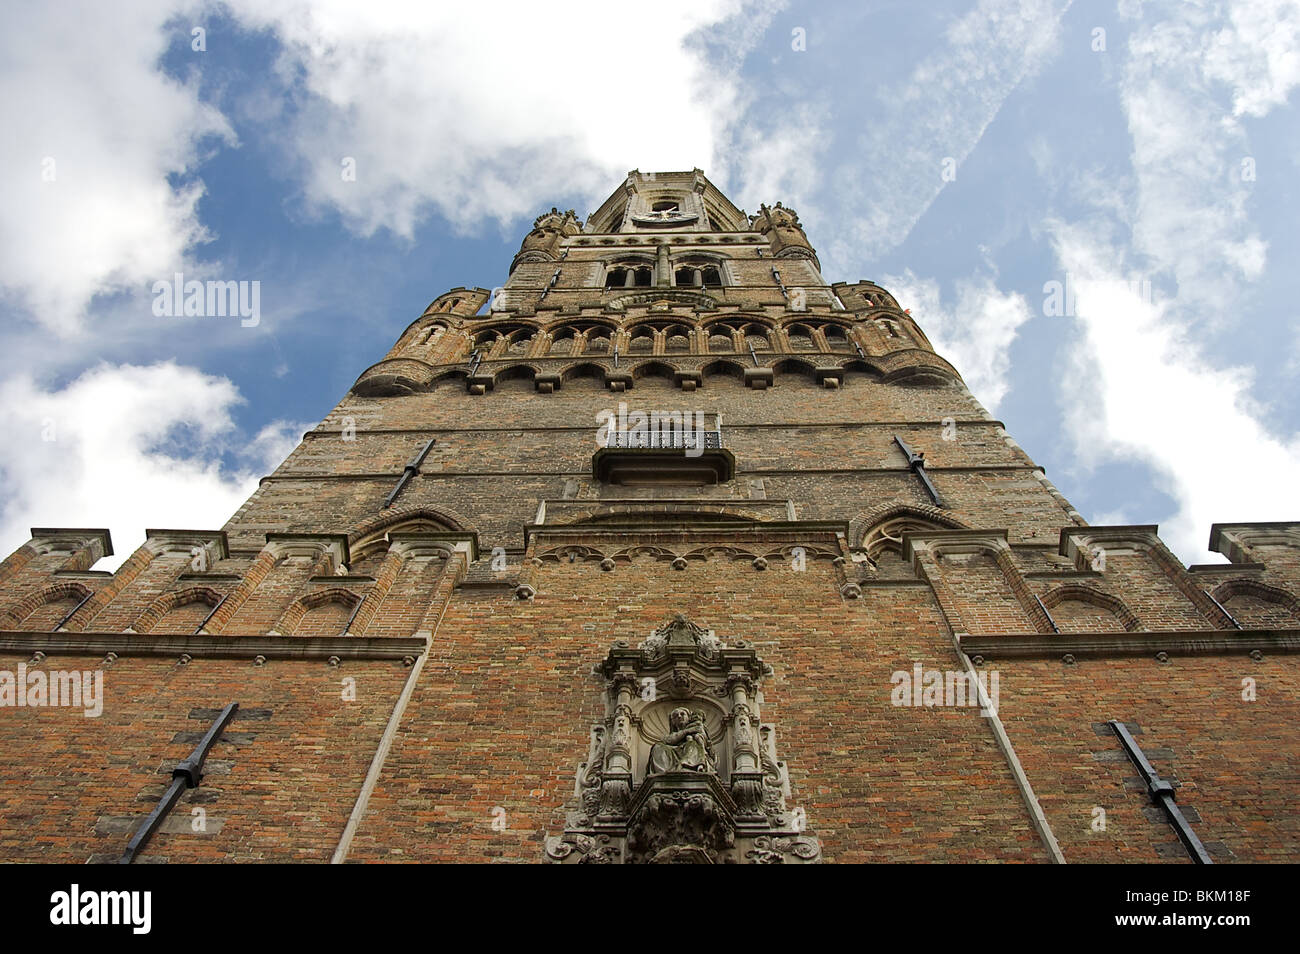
[2,0,1299,570]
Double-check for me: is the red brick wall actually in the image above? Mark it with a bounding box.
[345,554,1047,863]
[0,654,407,862]
[994,654,1300,862]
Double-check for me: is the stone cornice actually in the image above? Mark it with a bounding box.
[1210,522,1300,563]
[28,528,114,558]
[144,528,230,559]
[0,631,426,662]
[527,519,848,540]
[960,628,1300,661]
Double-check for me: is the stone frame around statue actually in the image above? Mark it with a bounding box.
[545,614,821,863]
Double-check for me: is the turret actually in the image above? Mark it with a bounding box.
[510,208,582,273]
[751,202,820,271]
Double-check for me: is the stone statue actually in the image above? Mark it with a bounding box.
[647,707,716,775]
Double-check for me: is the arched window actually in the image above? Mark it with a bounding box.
[508,329,532,355]
[786,324,814,351]
[672,261,723,288]
[606,264,653,288]
[628,327,654,354]
[823,325,851,350]
[665,325,691,353]
[743,324,771,351]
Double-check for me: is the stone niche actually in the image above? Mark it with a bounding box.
[545,614,820,864]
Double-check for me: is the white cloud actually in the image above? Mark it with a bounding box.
[1120,2,1275,312]
[0,0,231,335]
[878,268,1033,413]
[0,0,781,337]
[1041,0,1300,562]
[0,363,304,571]
[1052,224,1300,561]
[1202,0,1300,118]
[824,0,1073,273]
[220,0,771,238]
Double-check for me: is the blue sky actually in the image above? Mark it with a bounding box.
[2,0,1298,569]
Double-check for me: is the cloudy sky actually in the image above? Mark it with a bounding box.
[2,0,1298,569]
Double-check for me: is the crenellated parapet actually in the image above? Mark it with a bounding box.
[0,516,477,646]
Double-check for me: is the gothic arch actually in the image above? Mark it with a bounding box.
[547,327,577,355]
[392,318,453,353]
[700,359,746,382]
[492,364,538,388]
[739,321,772,352]
[631,360,676,382]
[1040,584,1142,633]
[770,358,818,382]
[1210,579,1300,625]
[715,312,774,328]
[132,586,224,634]
[850,505,967,553]
[559,361,607,385]
[536,544,608,564]
[348,506,468,550]
[277,587,363,637]
[680,544,760,563]
[838,358,885,380]
[347,540,392,576]
[623,324,654,355]
[0,581,93,629]
[583,327,613,354]
[783,323,817,351]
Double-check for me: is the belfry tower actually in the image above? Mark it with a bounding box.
[2,170,1298,863]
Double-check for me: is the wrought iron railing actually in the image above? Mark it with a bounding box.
[603,429,723,451]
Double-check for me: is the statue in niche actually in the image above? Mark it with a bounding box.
[646,707,716,776]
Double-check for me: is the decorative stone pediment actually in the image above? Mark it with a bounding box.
[545,614,820,864]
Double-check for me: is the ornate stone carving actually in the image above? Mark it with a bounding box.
[546,613,820,863]
[647,707,716,775]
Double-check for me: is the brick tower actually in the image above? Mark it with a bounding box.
[2,169,1298,863]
